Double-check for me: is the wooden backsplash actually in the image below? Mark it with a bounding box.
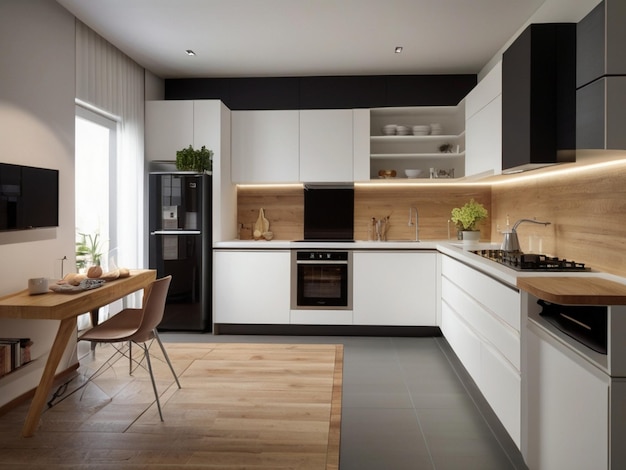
[237,160,626,276]
[237,184,491,242]
[491,160,626,277]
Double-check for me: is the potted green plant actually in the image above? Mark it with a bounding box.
[451,199,488,244]
[175,145,213,174]
[76,232,103,271]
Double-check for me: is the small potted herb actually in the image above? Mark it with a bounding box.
[451,199,488,243]
[175,145,213,174]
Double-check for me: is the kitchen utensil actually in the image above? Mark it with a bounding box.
[501,218,551,252]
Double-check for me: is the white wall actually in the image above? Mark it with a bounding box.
[0,0,77,407]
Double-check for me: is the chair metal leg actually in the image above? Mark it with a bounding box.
[154,330,181,389]
[141,343,164,422]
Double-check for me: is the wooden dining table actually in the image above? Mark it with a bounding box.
[0,269,156,437]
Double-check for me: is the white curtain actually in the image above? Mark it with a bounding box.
[75,20,145,311]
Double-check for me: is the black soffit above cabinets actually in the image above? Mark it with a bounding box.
[164,74,477,110]
[501,23,577,174]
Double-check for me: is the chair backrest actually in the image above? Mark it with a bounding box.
[128,275,172,343]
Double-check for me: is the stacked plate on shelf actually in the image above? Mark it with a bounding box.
[430,123,443,135]
[396,125,410,135]
[412,125,430,136]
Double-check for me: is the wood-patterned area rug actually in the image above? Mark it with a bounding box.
[0,343,343,469]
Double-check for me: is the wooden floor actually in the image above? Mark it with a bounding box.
[0,342,343,469]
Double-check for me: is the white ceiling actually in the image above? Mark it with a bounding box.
[56,0,599,79]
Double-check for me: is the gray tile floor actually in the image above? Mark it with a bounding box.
[159,332,528,470]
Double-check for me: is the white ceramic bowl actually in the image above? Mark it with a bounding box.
[382,124,397,135]
[404,169,422,178]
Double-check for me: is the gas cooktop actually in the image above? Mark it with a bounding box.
[470,249,590,272]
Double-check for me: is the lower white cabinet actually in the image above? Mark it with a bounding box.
[440,254,522,447]
[525,324,610,469]
[353,251,437,326]
[213,250,291,324]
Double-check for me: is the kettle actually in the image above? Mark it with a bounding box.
[501,218,551,252]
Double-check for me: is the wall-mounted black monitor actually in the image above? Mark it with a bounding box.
[0,162,59,231]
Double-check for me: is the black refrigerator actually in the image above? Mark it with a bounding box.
[149,172,211,331]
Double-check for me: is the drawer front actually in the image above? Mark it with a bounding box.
[442,276,520,370]
[441,301,481,381]
[480,340,521,447]
[442,255,520,331]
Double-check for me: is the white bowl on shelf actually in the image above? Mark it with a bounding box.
[396,125,410,135]
[382,124,397,135]
[404,169,423,178]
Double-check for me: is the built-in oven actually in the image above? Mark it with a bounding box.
[291,250,352,310]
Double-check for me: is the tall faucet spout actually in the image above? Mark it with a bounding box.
[408,207,419,241]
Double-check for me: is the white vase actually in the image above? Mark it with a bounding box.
[462,230,480,245]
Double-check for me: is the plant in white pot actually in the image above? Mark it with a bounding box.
[175,145,213,174]
[451,199,488,244]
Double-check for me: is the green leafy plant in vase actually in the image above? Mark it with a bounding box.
[175,145,213,174]
[76,232,103,271]
[450,199,488,243]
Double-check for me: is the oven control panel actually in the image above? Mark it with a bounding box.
[296,251,349,261]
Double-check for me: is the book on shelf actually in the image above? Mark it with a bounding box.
[0,338,33,377]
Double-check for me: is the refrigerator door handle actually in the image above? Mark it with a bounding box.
[151,230,202,235]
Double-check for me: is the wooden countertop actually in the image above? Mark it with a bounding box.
[516,276,626,305]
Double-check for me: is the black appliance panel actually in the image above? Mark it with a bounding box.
[149,173,211,331]
[538,300,607,354]
[303,184,354,241]
[292,251,352,310]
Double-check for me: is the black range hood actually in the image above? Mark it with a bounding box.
[501,23,577,174]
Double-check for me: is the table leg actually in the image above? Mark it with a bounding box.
[89,308,99,351]
[21,317,76,437]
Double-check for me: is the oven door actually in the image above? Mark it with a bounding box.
[291,251,352,310]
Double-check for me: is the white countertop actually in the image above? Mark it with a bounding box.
[214,239,626,288]
[213,239,443,250]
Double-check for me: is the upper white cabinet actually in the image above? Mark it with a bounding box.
[231,110,299,183]
[299,109,354,182]
[369,105,465,180]
[231,108,369,183]
[465,61,502,177]
[145,100,226,162]
[145,100,194,162]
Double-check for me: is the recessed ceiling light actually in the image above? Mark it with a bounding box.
[185,49,196,56]
[395,46,403,53]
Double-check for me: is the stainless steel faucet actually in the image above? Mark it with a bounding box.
[408,207,419,241]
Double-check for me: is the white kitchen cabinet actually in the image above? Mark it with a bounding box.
[525,324,610,470]
[369,105,465,180]
[145,100,226,163]
[145,100,194,162]
[465,61,502,177]
[213,250,291,325]
[299,109,354,182]
[231,110,299,183]
[440,254,522,447]
[353,251,437,326]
